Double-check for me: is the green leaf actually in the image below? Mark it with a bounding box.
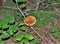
[1,33,10,39]
[0,30,3,34]
[0,21,8,28]
[43,20,48,25]
[24,34,34,40]
[2,24,8,29]
[20,39,30,44]
[9,25,18,33]
[13,38,17,43]
[15,33,24,41]
[51,27,57,33]
[21,3,26,8]
[15,0,26,2]
[31,39,41,44]
[0,41,5,44]
[7,25,18,36]
[7,29,14,36]
[18,21,24,26]
[5,16,15,24]
[20,26,26,31]
[52,32,60,38]
[48,17,54,23]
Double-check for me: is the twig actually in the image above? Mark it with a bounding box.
[42,3,60,11]
[30,26,43,41]
[42,4,50,10]
[35,2,40,10]
[35,0,45,10]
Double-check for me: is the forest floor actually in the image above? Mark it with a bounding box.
[0,0,60,44]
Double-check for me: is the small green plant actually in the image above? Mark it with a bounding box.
[21,3,26,8]
[52,32,60,38]
[13,32,40,44]
[51,26,57,33]
[0,15,27,39]
[15,0,26,8]
[13,33,34,42]
[0,16,15,28]
[0,30,3,34]
[1,33,10,39]
[18,21,24,26]
[7,25,18,35]
[20,26,26,31]
[31,39,41,44]
[14,33,24,42]
[13,33,33,42]
[0,16,18,39]
[18,21,27,31]
[5,16,15,24]
[20,39,29,44]
[51,26,60,38]
[24,34,34,40]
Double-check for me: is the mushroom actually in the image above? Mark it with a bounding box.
[24,16,36,26]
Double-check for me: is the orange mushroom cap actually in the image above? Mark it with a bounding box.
[24,16,36,26]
